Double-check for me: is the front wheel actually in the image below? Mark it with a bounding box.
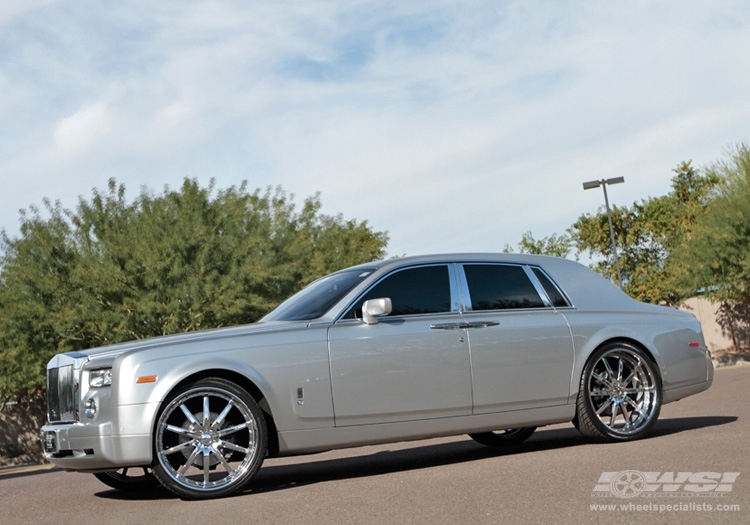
[152,378,267,500]
[575,342,662,442]
[469,427,536,447]
[93,467,159,491]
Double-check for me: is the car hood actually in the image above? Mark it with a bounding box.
[55,320,312,366]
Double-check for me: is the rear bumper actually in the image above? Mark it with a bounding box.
[663,378,713,404]
[662,344,714,404]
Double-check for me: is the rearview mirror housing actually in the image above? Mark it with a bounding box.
[362,298,392,325]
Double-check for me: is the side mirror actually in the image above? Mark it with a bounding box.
[362,298,392,325]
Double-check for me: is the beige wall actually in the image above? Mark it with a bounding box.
[680,297,734,353]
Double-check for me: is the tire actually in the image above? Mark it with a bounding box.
[152,378,267,500]
[93,467,159,491]
[575,342,662,442]
[469,427,536,446]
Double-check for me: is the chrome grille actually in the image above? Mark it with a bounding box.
[47,365,77,423]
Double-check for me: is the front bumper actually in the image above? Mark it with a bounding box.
[40,402,159,472]
[41,421,152,471]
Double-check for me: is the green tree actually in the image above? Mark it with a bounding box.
[674,144,750,305]
[0,179,388,398]
[503,231,572,257]
[569,162,720,303]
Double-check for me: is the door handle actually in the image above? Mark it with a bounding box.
[430,323,472,330]
[430,321,499,330]
[466,321,500,328]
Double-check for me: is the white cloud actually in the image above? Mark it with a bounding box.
[53,102,113,156]
[1,0,749,260]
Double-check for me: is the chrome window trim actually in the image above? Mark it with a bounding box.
[335,263,456,322]
[453,262,471,312]
[447,263,465,312]
[529,265,574,309]
[458,262,552,313]
[523,265,553,308]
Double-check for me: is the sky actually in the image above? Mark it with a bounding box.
[1,0,748,260]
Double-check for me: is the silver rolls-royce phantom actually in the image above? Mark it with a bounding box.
[40,253,713,499]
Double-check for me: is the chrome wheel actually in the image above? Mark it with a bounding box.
[153,378,267,499]
[93,467,158,491]
[576,342,661,442]
[469,427,536,447]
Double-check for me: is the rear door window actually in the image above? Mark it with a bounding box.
[463,264,545,310]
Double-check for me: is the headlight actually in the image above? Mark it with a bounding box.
[89,368,112,388]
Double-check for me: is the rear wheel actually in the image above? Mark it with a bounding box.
[469,427,536,446]
[93,467,159,491]
[575,342,661,442]
[152,378,267,500]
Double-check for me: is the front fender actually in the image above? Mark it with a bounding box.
[111,333,334,437]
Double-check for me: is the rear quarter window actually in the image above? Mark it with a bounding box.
[532,267,571,308]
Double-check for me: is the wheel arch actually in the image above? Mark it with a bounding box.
[571,335,664,403]
[586,337,660,371]
[153,368,280,458]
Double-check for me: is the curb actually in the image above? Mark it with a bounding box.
[0,462,56,478]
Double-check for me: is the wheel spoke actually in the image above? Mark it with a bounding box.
[203,451,211,484]
[162,440,196,457]
[620,402,632,427]
[165,423,198,438]
[213,450,235,473]
[469,427,536,447]
[94,466,157,491]
[595,397,613,415]
[590,389,611,396]
[623,396,644,414]
[622,363,640,385]
[592,372,613,387]
[609,402,619,427]
[217,421,251,438]
[221,440,250,454]
[203,395,211,428]
[180,404,201,427]
[212,401,234,429]
[178,448,201,476]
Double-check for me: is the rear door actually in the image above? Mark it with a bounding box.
[459,263,575,413]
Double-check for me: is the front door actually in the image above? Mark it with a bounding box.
[328,264,473,426]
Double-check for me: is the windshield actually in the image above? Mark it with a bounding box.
[262,268,376,321]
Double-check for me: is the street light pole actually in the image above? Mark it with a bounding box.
[582,176,625,289]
